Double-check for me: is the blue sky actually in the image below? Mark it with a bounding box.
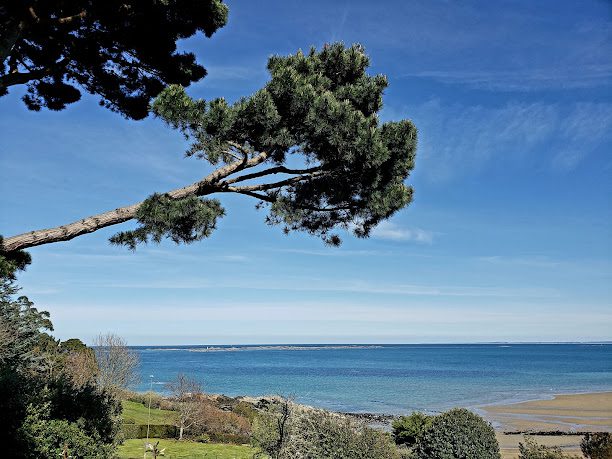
[1,0,611,344]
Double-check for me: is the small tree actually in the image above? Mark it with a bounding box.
[252,397,293,459]
[61,346,97,388]
[0,280,121,457]
[93,333,139,396]
[166,373,203,440]
[392,412,433,447]
[415,408,500,459]
[2,43,417,255]
[518,436,582,459]
[252,398,399,459]
[581,433,612,459]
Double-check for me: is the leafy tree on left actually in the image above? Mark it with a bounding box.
[0,0,228,119]
[0,279,121,458]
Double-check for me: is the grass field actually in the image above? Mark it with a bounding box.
[117,438,259,459]
[121,400,178,425]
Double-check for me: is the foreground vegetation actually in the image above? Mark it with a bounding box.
[3,275,611,459]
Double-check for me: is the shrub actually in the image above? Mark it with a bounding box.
[191,401,252,444]
[120,423,178,439]
[392,412,433,447]
[19,403,115,458]
[120,423,141,440]
[581,433,612,459]
[518,436,582,459]
[415,408,500,459]
[252,399,400,459]
[233,400,260,421]
[195,433,211,443]
[0,281,121,458]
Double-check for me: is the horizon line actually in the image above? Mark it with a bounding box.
[125,341,612,347]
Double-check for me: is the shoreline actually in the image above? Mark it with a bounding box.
[132,390,612,458]
[480,391,612,433]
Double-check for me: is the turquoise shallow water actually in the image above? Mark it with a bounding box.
[133,344,612,414]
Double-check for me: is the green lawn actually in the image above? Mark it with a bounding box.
[121,400,178,425]
[117,439,259,459]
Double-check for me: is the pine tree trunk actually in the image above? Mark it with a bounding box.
[1,152,268,253]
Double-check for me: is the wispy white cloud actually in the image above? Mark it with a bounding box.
[199,65,267,89]
[391,100,612,181]
[371,221,434,243]
[277,248,388,257]
[478,255,562,269]
[402,65,612,91]
[93,276,558,299]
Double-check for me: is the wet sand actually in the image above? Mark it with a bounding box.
[482,392,612,458]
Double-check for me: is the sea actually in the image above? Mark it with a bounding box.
[133,343,612,415]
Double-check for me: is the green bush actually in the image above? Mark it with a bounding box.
[195,433,211,443]
[415,408,500,459]
[518,436,582,459]
[392,412,433,447]
[120,423,140,439]
[233,400,260,421]
[0,280,121,458]
[120,423,178,439]
[252,400,399,459]
[581,433,612,459]
[18,403,114,458]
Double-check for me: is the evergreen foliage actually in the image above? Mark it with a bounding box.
[415,408,501,459]
[392,412,434,447]
[518,437,582,459]
[0,0,228,119]
[1,43,417,253]
[109,194,225,249]
[581,433,612,459]
[0,280,121,457]
[134,43,418,248]
[0,279,52,370]
[0,236,31,280]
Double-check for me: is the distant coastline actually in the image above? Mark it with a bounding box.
[142,344,385,352]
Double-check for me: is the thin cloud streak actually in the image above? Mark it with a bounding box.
[402,65,612,91]
[372,222,434,243]
[395,100,612,181]
[95,277,559,299]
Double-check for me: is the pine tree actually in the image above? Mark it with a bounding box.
[1,44,417,261]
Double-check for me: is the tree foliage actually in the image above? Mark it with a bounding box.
[0,236,31,280]
[252,398,399,459]
[0,279,52,371]
[131,43,417,247]
[0,281,121,457]
[1,43,417,254]
[392,412,434,447]
[518,437,581,459]
[415,408,501,459]
[581,433,612,459]
[0,0,228,119]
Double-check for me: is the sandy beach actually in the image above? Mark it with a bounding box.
[481,392,612,458]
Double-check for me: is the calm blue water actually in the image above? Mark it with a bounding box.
[133,344,612,415]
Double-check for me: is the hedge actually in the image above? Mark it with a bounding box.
[121,423,178,439]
